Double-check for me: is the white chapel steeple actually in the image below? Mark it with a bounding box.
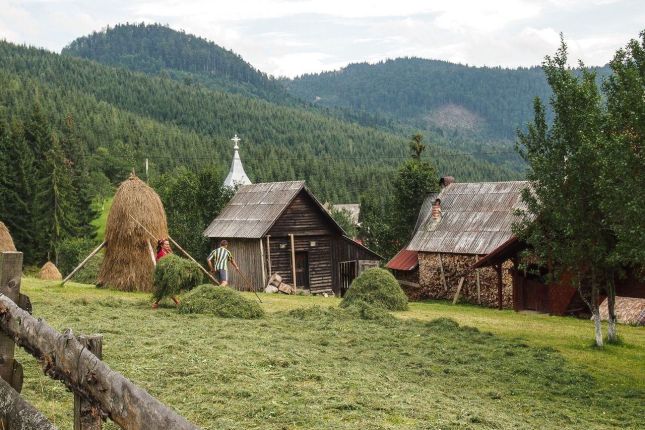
[223,134,252,188]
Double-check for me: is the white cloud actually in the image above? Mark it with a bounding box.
[0,0,642,76]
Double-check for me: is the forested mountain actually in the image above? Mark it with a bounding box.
[0,41,518,205]
[285,58,611,139]
[62,23,294,105]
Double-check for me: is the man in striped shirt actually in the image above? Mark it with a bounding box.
[207,240,239,286]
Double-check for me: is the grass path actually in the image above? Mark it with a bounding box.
[15,279,645,429]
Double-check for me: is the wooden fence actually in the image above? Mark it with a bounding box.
[0,251,200,429]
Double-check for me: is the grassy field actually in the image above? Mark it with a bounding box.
[91,198,112,239]
[16,278,644,429]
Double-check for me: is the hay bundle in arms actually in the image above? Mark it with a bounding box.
[98,174,168,292]
[153,254,204,302]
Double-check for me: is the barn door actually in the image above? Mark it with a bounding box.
[295,251,309,288]
[339,261,357,297]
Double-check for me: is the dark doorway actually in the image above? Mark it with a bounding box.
[339,261,357,297]
[295,251,309,288]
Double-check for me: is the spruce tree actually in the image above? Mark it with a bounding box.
[34,133,81,263]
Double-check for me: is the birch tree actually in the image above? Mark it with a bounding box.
[515,38,611,346]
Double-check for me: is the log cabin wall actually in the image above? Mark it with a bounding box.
[267,191,338,237]
[217,239,264,291]
[330,237,381,296]
[267,236,332,293]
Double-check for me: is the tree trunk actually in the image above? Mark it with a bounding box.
[591,271,603,347]
[0,374,58,430]
[0,296,199,430]
[606,277,618,342]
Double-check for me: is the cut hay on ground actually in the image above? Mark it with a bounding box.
[98,174,168,292]
[599,296,645,326]
[39,261,62,281]
[178,285,264,319]
[0,221,16,252]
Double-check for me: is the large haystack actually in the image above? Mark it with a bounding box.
[98,174,168,292]
[0,221,17,252]
[39,261,62,281]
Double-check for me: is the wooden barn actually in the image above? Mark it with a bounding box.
[203,181,381,296]
[405,179,530,309]
[473,236,645,316]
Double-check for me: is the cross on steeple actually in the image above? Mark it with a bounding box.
[231,134,241,149]
[223,134,251,188]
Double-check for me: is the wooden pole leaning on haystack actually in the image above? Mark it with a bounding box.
[98,174,169,292]
[0,295,200,430]
[127,215,220,287]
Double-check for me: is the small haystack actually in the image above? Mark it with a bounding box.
[0,221,17,252]
[98,174,168,292]
[39,261,62,281]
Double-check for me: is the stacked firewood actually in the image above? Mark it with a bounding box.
[417,253,513,308]
[264,273,295,294]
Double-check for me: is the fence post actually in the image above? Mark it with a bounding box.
[74,335,103,430]
[0,251,23,429]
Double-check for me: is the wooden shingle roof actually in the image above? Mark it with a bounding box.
[407,181,529,255]
[204,181,306,239]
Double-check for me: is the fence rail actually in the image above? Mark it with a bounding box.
[0,251,200,430]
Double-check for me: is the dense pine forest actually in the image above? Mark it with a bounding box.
[285,57,611,140]
[0,26,525,263]
[62,23,295,105]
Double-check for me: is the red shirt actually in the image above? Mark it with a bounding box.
[156,248,171,261]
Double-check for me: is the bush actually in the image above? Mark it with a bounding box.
[340,268,408,311]
[178,285,264,319]
[57,237,99,275]
[57,237,103,284]
[153,254,204,300]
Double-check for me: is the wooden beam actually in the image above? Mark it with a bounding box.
[452,277,465,305]
[62,242,106,285]
[496,264,503,310]
[0,375,57,430]
[147,240,157,267]
[0,296,200,430]
[289,234,297,290]
[259,239,266,288]
[439,254,447,292]
[0,252,21,387]
[476,269,481,305]
[74,335,103,430]
[266,235,272,276]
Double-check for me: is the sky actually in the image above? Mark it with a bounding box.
[0,0,643,77]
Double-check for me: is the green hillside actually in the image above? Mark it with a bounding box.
[285,58,611,139]
[62,23,294,105]
[0,40,519,204]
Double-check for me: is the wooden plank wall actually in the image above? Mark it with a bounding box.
[267,236,332,293]
[218,239,263,291]
[268,191,337,237]
[331,238,381,296]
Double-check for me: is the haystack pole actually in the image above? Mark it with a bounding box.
[97,174,168,292]
[0,221,16,252]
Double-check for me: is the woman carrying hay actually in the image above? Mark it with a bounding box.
[152,238,180,309]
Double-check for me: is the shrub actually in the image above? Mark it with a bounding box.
[153,254,204,300]
[74,252,104,285]
[340,268,408,311]
[178,285,264,319]
[57,237,99,275]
